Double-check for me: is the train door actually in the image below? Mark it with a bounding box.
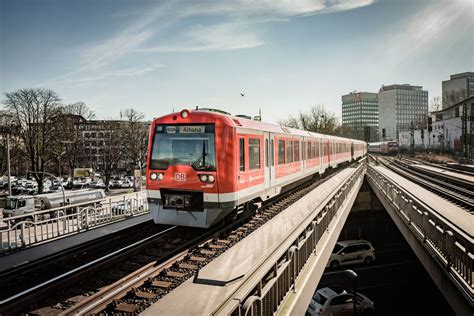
[264,132,276,189]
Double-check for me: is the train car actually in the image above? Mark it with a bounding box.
[146,109,367,228]
[368,141,399,155]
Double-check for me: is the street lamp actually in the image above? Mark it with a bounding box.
[344,269,358,316]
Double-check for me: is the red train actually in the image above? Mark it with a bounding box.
[146,109,367,228]
[367,141,399,155]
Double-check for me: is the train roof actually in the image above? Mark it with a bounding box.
[154,109,366,143]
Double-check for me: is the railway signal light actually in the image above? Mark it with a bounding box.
[427,117,432,132]
[382,128,386,140]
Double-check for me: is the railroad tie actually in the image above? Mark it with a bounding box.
[135,291,156,299]
[189,256,207,262]
[208,244,225,250]
[151,280,172,288]
[114,302,140,313]
[217,239,231,244]
[200,249,215,256]
[178,263,198,270]
[166,271,185,278]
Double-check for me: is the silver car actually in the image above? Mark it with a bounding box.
[307,286,375,316]
[327,240,375,269]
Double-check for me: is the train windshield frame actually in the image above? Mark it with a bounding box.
[149,124,216,171]
[5,198,17,210]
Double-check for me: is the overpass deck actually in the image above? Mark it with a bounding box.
[373,165,472,235]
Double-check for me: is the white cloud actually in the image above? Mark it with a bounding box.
[383,0,473,65]
[42,64,162,87]
[53,0,375,84]
[134,22,264,53]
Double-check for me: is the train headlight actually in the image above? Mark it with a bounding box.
[199,174,208,182]
[208,175,215,183]
[180,110,189,118]
[150,173,164,181]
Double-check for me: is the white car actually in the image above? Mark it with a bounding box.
[327,240,375,269]
[307,286,375,316]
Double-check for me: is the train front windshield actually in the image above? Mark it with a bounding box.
[150,124,216,171]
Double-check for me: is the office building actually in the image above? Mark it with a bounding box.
[341,91,379,141]
[378,84,428,141]
[442,72,474,109]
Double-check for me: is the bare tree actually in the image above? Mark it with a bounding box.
[59,102,95,176]
[278,105,342,136]
[3,89,62,193]
[95,120,125,191]
[122,108,149,173]
[429,96,442,112]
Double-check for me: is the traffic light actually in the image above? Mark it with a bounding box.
[382,128,386,140]
[420,128,424,139]
[427,117,432,132]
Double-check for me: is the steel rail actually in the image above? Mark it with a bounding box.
[0,225,177,306]
[375,156,473,210]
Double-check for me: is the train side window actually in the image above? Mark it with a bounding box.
[265,139,269,167]
[294,141,300,161]
[307,141,311,159]
[249,138,261,170]
[278,140,285,165]
[239,138,245,172]
[286,141,293,163]
[316,142,320,158]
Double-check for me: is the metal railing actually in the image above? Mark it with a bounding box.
[220,163,366,315]
[0,192,148,253]
[366,165,474,299]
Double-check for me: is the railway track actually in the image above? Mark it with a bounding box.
[401,156,474,178]
[2,161,359,315]
[0,220,165,300]
[373,155,474,211]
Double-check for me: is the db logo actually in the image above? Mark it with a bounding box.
[175,173,186,181]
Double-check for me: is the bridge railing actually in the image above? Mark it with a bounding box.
[0,191,149,253]
[366,165,473,299]
[219,163,365,315]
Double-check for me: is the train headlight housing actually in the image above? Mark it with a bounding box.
[150,172,164,181]
[180,110,189,118]
[199,174,215,183]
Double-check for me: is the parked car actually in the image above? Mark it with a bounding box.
[120,180,133,188]
[111,198,143,215]
[307,286,374,316]
[109,179,122,189]
[327,240,375,269]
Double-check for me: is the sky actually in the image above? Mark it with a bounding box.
[1,0,473,123]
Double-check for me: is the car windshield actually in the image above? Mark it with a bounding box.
[5,198,17,210]
[150,124,216,171]
[314,292,327,305]
[332,243,344,254]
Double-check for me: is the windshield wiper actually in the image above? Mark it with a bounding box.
[191,140,207,169]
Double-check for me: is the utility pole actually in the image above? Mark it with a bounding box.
[462,102,468,161]
[6,133,12,196]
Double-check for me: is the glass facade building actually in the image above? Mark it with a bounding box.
[378,84,428,141]
[341,92,379,141]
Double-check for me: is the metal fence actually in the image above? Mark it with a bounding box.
[0,192,148,253]
[366,165,473,299]
[219,164,366,315]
